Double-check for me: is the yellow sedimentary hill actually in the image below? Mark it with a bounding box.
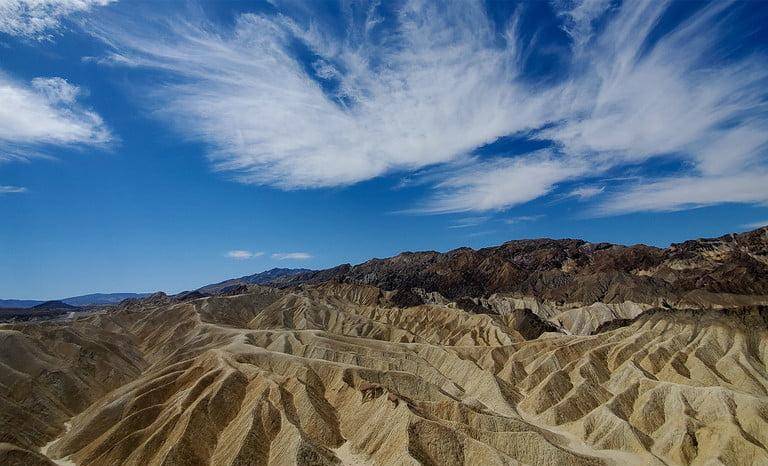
[1,284,766,465]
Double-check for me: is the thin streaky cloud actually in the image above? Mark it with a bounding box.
[504,215,544,225]
[742,220,768,230]
[0,0,115,40]
[566,186,605,201]
[272,252,312,260]
[448,216,490,229]
[467,230,496,238]
[595,172,768,216]
[226,250,263,260]
[418,153,589,214]
[0,185,26,193]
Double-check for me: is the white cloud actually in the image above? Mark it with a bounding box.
[555,0,613,49]
[467,230,496,238]
[0,185,26,193]
[31,77,80,103]
[448,216,490,229]
[226,250,263,260]
[86,2,552,189]
[418,153,588,213]
[0,73,110,161]
[504,215,544,224]
[81,52,139,66]
[543,1,768,166]
[742,220,768,230]
[566,185,604,200]
[89,0,768,215]
[0,0,114,40]
[312,59,339,80]
[272,252,312,260]
[596,172,768,215]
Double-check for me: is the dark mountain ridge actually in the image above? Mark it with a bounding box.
[270,227,768,307]
[197,267,312,294]
[32,300,79,310]
[0,300,81,322]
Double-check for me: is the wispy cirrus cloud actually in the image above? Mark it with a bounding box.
[555,0,614,49]
[0,1,113,162]
[0,185,26,193]
[226,250,263,260]
[566,185,605,201]
[742,220,768,230]
[228,250,312,260]
[0,0,114,40]
[31,77,80,103]
[418,153,589,214]
[448,216,490,229]
[87,0,768,216]
[85,1,551,189]
[504,215,544,224]
[596,172,768,215]
[0,73,111,161]
[272,252,312,261]
[543,0,768,215]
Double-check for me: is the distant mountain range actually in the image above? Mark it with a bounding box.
[197,268,312,294]
[0,292,151,308]
[0,270,312,309]
[0,270,315,308]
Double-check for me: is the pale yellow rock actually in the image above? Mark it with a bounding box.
[0,285,766,465]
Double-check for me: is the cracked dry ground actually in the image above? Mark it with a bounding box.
[2,284,767,465]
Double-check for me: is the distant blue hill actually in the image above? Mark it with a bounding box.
[0,299,43,308]
[0,292,151,308]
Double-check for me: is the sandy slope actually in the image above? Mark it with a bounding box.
[1,284,767,465]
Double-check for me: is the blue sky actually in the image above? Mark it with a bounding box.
[1,0,768,299]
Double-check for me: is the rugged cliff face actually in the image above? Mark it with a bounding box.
[273,227,768,307]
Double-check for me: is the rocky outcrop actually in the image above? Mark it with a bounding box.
[274,227,768,310]
[198,268,313,295]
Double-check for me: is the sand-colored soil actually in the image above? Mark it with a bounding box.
[1,284,766,465]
